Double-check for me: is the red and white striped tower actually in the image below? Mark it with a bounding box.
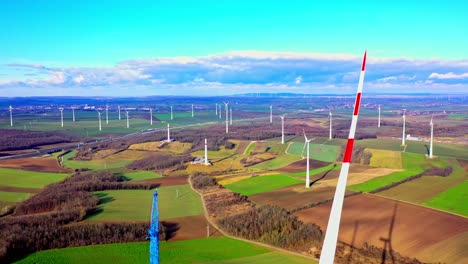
[204,138,209,165]
[319,51,367,264]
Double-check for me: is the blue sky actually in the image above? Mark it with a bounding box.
[1,0,467,96]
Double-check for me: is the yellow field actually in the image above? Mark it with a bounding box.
[218,175,251,185]
[93,149,119,159]
[129,141,192,154]
[315,166,400,188]
[186,154,249,175]
[368,148,402,169]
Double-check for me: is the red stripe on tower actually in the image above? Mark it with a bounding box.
[342,139,355,163]
[353,93,362,116]
[361,50,367,71]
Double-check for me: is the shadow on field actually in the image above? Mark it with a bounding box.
[424,144,430,156]
[380,203,398,264]
[213,153,237,163]
[309,164,337,188]
[160,221,180,241]
[347,220,359,264]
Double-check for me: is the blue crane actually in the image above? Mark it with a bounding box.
[148,190,159,264]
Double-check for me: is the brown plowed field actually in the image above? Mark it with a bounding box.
[0,157,70,173]
[294,193,468,263]
[234,140,250,154]
[278,159,330,173]
[0,186,40,193]
[136,175,188,187]
[250,185,356,211]
[164,214,221,241]
[253,142,266,153]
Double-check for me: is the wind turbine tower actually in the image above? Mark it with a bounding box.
[224,102,229,133]
[59,108,64,128]
[303,131,314,188]
[401,110,406,146]
[148,190,160,264]
[106,105,109,124]
[320,51,367,264]
[72,107,75,122]
[9,105,13,127]
[97,110,102,131]
[429,116,434,158]
[192,104,194,117]
[204,138,209,165]
[215,103,218,115]
[270,105,273,123]
[170,106,173,120]
[230,108,232,125]
[219,104,222,119]
[329,111,333,140]
[280,114,286,144]
[126,110,130,129]
[378,105,381,128]
[150,108,153,125]
[118,105,121,120]
[167,123,171,142]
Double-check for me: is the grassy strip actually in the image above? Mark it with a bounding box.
[0,167,69,189]
[251,153,302,171]
[0,191,32,203]
[225,175,303,196]
[423,181,468,216]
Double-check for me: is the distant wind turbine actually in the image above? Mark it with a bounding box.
[9,105,13,127]
[170,106,173,120]
[167,123,171,142]
[319,50,367,264]
[204,138,209,165]
[72,107,75,122]
[97,110,102,131]
[230,108,232,125]
[150,108,153,125]
[224,102,229,133]
[280,114,286,144]
[329,111,333,140]
[401,109,406,146]
[106,105,109,124]
[303,130,315,188]
[219,104,222,119]
[378,105,381,128]
[429,116,434,158]
[192,104,194,117]
[118,105,121,120]
[215,103,218,115]
[126,110,130,129]
[59,108,64,128]
[270,105,273,123]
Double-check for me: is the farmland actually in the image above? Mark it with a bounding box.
[0,167,68,189]
[287,142,340,162]
[87,184,203,222]
[224,174,304,196]
[250,153,302,170]
[423,181,468,216]
[62,150,148,170]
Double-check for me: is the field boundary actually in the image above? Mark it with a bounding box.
[187,175,319,262]
[370,193,467,219]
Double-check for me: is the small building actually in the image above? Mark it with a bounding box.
[191,157,209,165]
[406,134,422,141]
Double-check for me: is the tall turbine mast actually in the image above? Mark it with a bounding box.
[126,110,130,129]
[72,107,75,122]
[319,51,367,264]
[401,109,406,146]
[215,103,218,115]
[204,138,209,165]
[150,108,153,125]
[329,111,333,140]
[219,104,222,119]
[192,104,194,117]
[118,105,121,120]
[270,105,273,123]
[378,105,381,128]
[280,114,286,144]
[59,108,64,128]
[9,105,13,127]
[224,102,229,133]
[170,106,173,120]
[230,108,233,125]
[429,115,434,158]
[97,110,102,131]
[167,123,171,142]
[106,105,109,124]
[304,130,314,188]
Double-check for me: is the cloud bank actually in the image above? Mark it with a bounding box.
[1,51,468,96]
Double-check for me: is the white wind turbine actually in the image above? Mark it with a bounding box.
[280,114,286,144]
[303,130,315,188]
[118,105,121,120]
[429,115,434,158]
[224,102,229,133]
[378,105,381,128]
[97,110,102,131]
[9,105,13,127]
[126,110,130,128]
[204,138,209,165]
[192,104,194,117]
[105,105,109,124]
[219,104,222,119]
[72,107,75,122]
[215,103,218,115]
[401,109,406,146]
[329,111,333,140]
[170,105,173,120]
[270,105,273,123]
[150,108,153,125]
[167,123,171,142]
[320,51,367,264]
[230,108,233,125]
[59,108,64,128]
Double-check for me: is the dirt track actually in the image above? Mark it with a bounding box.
[0,157,70,173]
[294,193,468,263]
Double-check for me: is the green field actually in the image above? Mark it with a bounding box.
[225,174,303,196]
[16,237,314,264]
[251,153,302,171]
[287,142,340,162]
[0,191,32,203]
[244,142,256,155]
[62,151,133,170]
[448,114,468,119]
[121,171,161,181]
[87,184,203,221]
[423,181,468,216]
[0,167,69,189]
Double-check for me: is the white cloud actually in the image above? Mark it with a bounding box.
[428,72,468,79]
[73,75,84,84]
[295,76,302,84]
